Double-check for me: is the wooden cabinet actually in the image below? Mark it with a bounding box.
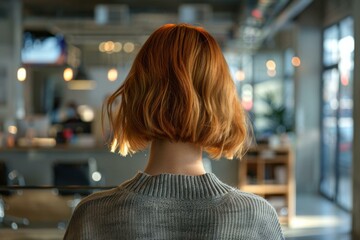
[238,146,294,225]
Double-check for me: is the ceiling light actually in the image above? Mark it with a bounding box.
[99,42,106,52]
[113,42,122,52]
[123,42,134,53]
[63,67,73,81]
[104,41,115,52]
[108,68,118,81]
[266,60,276,70]
[17,67,26,82]
[291,56,301,67]
[235,70,246,81]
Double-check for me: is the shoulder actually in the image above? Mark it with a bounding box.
[73,187,121,213]
[226,188,275,209]
[69,177,141,217]
[63,188,124,240]
[225,189,284,239]
[227,188,279,219]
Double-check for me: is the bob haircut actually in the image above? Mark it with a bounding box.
[105,23,249,159]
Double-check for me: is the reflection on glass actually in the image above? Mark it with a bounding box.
[339,17,353,38]
[320,68,339,199]
[323,25,339,66]
[337,16,353,210]
[321,16,353,210]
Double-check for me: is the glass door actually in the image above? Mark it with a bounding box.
[321,68,339,200]
[336,17,354,210]
[320,17,353,210]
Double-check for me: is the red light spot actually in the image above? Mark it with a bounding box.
[242,101,253,111]
[341,74,349,86]
[251,9,262,19]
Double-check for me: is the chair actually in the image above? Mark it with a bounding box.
[52,158,100,221]
[0,162,10,196]
[53,158,98,197]
[0,161,29,229]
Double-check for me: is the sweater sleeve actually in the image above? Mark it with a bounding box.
[256,199,285,240]
[63,188,119,240]
[63,194,104,240]
[63,203,91,240]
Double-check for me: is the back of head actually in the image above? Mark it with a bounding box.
[106,23,249,159]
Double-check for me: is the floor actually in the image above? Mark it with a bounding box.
[284,194,351,240]
[287,235,350,240]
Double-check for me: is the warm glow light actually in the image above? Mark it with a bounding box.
[113,42,122,52]
[291,56,301,67]
[235,70,246,81]
[123,42,135,53]
[31,138,56,147]
[99,42,106,52]
[104,41,115,52]
[267,69,276,77]
[67,80,97,90]
[110,139,118,152]
[63,68,73,81]
[108,68,118,81]
[8,125,17,135]
[266,60,276,70]
[17,67,26,81]
[77,105,95,122]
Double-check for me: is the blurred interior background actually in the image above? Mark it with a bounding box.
[0,0,359,239]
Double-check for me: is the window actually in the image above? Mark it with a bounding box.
[320,16,353,210]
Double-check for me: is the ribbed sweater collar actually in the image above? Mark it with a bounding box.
[121,172,232,199]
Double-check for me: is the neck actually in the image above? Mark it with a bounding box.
[144,140,206,176]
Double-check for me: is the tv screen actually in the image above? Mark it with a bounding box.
[21,31,67,65]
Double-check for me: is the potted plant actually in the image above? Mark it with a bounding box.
[259,92,294,147]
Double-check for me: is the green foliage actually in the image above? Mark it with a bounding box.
[260,92,294,134]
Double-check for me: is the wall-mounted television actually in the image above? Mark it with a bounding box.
[21,31,67,65]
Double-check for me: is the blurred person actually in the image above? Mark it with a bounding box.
[50,100,81,124]
[64,24,284,240]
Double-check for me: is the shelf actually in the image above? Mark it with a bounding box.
[238,146,294,225]
[244,158,288,164]
[240,184,288,195]
[278,216,289,225]
[246,145,290,154]
[0,145,108,153]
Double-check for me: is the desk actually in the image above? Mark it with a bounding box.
[0,146,149,186]
[0,228,65,240]
[3,190,72,223]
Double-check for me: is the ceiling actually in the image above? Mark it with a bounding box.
[21,0,313,66]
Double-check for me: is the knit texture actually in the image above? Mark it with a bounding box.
[64,172,284,240]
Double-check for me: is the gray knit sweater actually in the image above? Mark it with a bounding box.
[64,172,284,240]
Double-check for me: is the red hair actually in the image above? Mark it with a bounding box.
[105,23,249,159]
